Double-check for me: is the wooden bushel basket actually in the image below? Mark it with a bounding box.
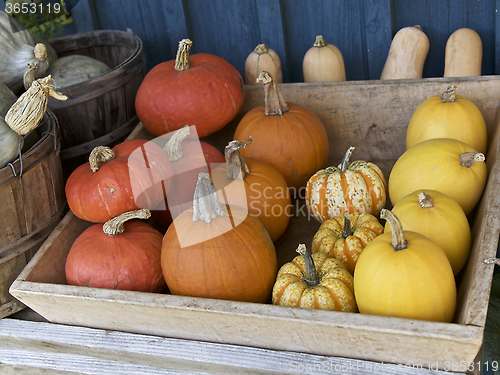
[0,109,65,318]
[46,29,147,179]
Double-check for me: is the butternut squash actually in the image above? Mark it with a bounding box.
[380,26,429,80]
[303,35,346,82]
[444,28,482,78]
[245,44,282,84]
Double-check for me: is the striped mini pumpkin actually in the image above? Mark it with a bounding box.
[305,146,387,222]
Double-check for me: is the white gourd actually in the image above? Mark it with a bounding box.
[0,10,49,93]
[0,82,21,168]
[47,55,111,89]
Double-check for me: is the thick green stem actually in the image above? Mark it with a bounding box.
[380,209,407,251]
[296,244,319,287]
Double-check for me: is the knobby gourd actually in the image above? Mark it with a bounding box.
[353,209,457,322]
[234,71,329,189]
[306,146,387,222]
[303,35,346,82]
[311,212,384,274]
[272,244,357,312]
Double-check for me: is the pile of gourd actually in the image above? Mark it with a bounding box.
[294,84,487,323]
[60,34,487,326]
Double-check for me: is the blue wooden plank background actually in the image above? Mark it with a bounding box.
[57,0,498,82]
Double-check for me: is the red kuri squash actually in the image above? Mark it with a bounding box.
[66,139,173,223]
[135,39,245,137]
[65,209,165,293]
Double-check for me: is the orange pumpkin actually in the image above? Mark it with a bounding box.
[234,71,329,190]
[306,146,387,222]
[272,244,357,312]
[211,138,291,242]
[135,39,245,137]
[66,140,173,223]
[161,173,278,303]
[65,209,165,292]
[311,213,384,274]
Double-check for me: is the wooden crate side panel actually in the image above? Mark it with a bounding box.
[9,281,483,370]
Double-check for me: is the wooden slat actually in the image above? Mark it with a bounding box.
[0,319,455,375]
[363,0,392,79]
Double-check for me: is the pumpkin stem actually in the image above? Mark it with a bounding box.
[225,138,252,180]
[313,35,327,48]
[164,125,191,161]
[175,39,193,72]
[417,191,434,208]
[342,212,352,239]
[340,146,355,172]
[257,71,289,116]
[4,75,67,135]
[440,85,457,103]
[413,25,423,31]
[460,151,485,167]
[380,209,408,251]
[253,44,269,55]
[193,173,226,223]
[102,208,151,236]
[89,146,116,172]
[296,244,319,287]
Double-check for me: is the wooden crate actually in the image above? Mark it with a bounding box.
[9,76,500,371]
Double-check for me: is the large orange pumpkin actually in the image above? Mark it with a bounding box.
[135,39,245,137]
[234,71,329,190]
[161,173,278,303]
[211,138,291,242]
[66,139,173,223]
[65,209,165,293]
[306,146,387,222]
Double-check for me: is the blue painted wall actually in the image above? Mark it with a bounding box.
[60,0,498,82]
